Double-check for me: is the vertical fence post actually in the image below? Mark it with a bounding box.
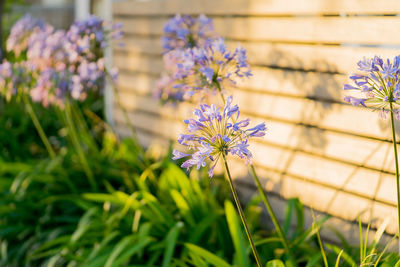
[74,0,91,20]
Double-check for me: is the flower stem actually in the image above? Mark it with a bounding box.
[65,99,97,191]
[250,164,293,257]
[216,82,226,103]
[389,102,400,255]
[22,93,56,158]
[222,154,262,267]
[216,86,292,257]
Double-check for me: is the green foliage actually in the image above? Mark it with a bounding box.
[0,85,399,266]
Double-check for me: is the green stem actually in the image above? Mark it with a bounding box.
[389,102,400,256]
[216,86,292,257]
[65,100,97,191]
[216,82,226,103]
[250,165,293,257]
[312,210,328,267]
[22,93,56,158]
[109,75,142,152]
[71,105,98,153]
[111,82,152,169]
[222,154,262,267]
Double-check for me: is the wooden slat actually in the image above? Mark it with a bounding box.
[115,36,400,74]
[115,88,398,174]
[114,71,400,141]
[113,0,400,16]
[115,16,400,45]
[114,53,163,75]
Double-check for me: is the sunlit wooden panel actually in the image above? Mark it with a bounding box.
[114,0,400,16]
[115,16,400,45]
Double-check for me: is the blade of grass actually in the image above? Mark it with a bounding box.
[326,244,356,267]
[185,243,232,267]
[224,200,250,267]
[335,249,344,267]
[161,222,184,267]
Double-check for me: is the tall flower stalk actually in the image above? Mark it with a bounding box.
[158,15,293,257]
[216,87,292,257]
[173,96,265,266]
[222,154,262,267]
[22,92,56,158]
[64,98,97,190]
[344,56,400,254]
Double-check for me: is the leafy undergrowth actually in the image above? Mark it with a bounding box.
[0,103,398,267]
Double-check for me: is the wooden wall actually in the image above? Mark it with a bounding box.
[112,0,400,240]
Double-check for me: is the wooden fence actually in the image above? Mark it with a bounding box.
[111,0,400,241]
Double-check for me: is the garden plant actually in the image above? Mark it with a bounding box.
[0,12,399,267]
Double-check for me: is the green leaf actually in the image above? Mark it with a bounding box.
[185,243,232,267]
[162,222,184,267]
[82,193,124,204]
[283,198,295,235]
[111,237,152,267]
[305,253,322,267]
[85,231,120,263]
[224,200,250,267]
[266,259,285,267]
[104,235,151,267]
[326,244,356,267]
[170,190,195,226]
[291,215,330,249]
[335,249,344,267]
[70,207,98,244]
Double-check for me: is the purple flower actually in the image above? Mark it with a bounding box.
[357,57,378,72]
[344,55,400,117]
[6,14,50,57]
[161,14,217,53]
[172,149,191,160]
[173,96,266,177]
[343,96,367,107]
[160,38,252,101]
[1,15,122,107]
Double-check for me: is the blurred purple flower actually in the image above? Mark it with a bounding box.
[157,37,252,103]
[6,14,50,57]
[1,14,122,107]
[172,38,252,98]
[161,14,217,53]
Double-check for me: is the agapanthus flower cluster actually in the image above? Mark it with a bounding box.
[6,14,50,57]
[0,61,34,100]
[66,15,123,60]
[344,55,400,118]
[174,38,251,95]
[173,96,266,177]
[0,14,122,107]
[161,14,216,53]
[156,37,252,103]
